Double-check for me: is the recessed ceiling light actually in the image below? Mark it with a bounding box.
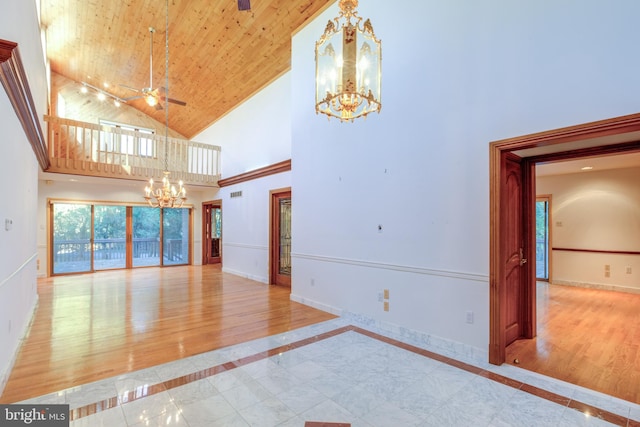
[581,166,593,171]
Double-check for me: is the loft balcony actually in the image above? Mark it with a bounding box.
[44,115,221,187]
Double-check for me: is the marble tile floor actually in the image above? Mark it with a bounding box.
[18,318,640,427]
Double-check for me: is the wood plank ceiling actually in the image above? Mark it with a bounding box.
[41,0,334,139]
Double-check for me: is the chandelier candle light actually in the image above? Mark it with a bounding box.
[145,172,186,208]
[144,0,187,208]
[315,0,381,122]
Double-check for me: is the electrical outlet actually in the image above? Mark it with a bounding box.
[383,289,389,300]
[466,311,474,324]
[626,266,632,274]
[377,292,383,302]
[383,302,389,312]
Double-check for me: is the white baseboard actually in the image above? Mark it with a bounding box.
[0,295,39,400]
[552,279,640,294]
[221,267,268,284]
[288,294,488,366]
[289,293,343,316]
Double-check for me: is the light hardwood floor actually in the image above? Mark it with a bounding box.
[506,282,640,404]
[0,265,336,403]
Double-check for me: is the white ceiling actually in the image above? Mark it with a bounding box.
[536,151,640,177]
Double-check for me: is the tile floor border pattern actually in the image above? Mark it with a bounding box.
[63,324,640,427]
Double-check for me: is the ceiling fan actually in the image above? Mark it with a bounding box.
[120,27,187,110]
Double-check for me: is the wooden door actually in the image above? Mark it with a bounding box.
[502,153,526,346]
[202,201,222,265]
[270,188,291,287]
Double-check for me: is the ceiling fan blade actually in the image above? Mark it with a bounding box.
[238,0,250,11]
[119,84,140,93]
[155,88,187,106]
[160,96,187,107]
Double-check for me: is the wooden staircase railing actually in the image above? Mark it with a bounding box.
[45,115,221,187]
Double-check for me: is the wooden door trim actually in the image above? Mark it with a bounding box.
[489,112,640,365]
[269,187,291,286]
[522,158,536,340]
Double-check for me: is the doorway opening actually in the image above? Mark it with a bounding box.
[489,112,640,366]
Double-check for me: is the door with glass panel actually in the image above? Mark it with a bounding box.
[52,203,92,275]
[203,201,222,264]
[93,205,127,270]
[270,188,291,287]
[163,208,190,265]
[132,206,161,267]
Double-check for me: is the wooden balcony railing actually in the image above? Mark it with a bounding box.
[45,115,221,186]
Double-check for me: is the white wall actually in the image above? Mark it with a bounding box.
[537,167,640,293]
[196,72,292,177]
[204,173,291,283]
[196,73,292,284]
[0,0,48,395]
[289,0,640,356]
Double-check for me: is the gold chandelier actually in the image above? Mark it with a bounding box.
[315,0,382,122]
[143,0,186,208]
[145,171,186,208]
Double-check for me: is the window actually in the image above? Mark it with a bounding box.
[536,197,550,281]
[99,120,156,158]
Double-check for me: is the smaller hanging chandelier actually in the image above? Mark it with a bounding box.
[315,0,382,122]
[145,171,186,208]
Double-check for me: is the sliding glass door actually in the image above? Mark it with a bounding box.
[132,206,161,267]
[94,205,127,270]
[163,208,190,265]
[51,202,191,275]
[52,203,92,275]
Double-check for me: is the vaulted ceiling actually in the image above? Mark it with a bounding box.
[41,0,333,139]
